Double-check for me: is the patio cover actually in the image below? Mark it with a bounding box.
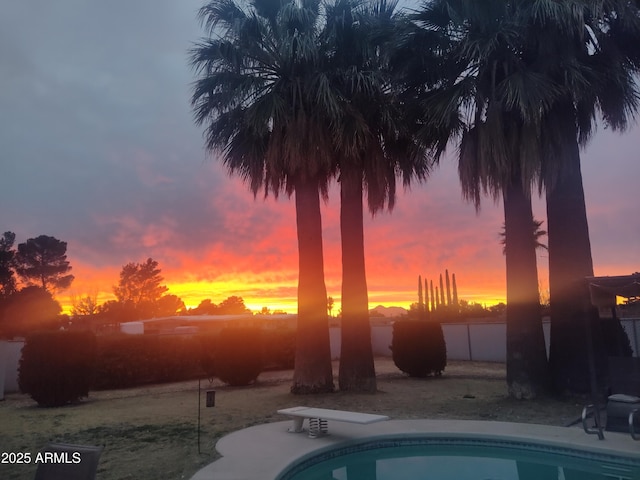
[587,273,640,307]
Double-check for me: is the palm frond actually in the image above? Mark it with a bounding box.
[198,0,249,36]
[409,0,640,207]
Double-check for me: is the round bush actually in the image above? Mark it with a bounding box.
[19,330,97,407]
[391,320,447,377]
[215,327,263,386]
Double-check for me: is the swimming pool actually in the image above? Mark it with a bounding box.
[276,435,640,480]
[189,420,640,480]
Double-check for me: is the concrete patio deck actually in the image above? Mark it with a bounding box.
[190,418,640,480]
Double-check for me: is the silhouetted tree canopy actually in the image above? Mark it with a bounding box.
[327,296,334,317]
[218,296,250,315]
[15,235,74,293]
[113,258,167,319]
[0,286,62,338]
[71,294,100,318]
[156,294,186,317]
[98,300,137,324]
[0,231,17,299]
[110,258,185,320]
[191,299,217,315]
[114,258,167,305]
[189,296,250,315]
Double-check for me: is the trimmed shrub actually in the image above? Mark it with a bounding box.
[198,333,218,378]
[93,334,202,390]
[601,317,633,358]
[153,336,204,383]
[215,327,263,386]
[391,319,447,377]
[19,330,97,407]
[262,329,295,370]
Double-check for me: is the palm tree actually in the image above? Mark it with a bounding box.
[324,0,429,392]
[409,0,553,398]
[499,219,547,255]
[190,0,338,393]
[411,0,640,395]
[531,1,640,394]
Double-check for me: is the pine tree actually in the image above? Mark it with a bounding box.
[15,235,74,293]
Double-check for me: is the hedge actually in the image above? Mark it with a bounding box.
[19,328,294,397]
[92,334,203,390]
[262,329,295,370]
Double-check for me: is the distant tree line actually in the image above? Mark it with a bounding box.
[76,259,253,326]
[406,299,506,321]
[0,230,254,337]
[186,296,250,316]
[96,258,185,323]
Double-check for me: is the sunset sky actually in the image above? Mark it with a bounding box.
[1,1,638,315]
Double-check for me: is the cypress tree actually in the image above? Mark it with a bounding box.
[452,273,459,308]
[430,280,436,312]
[424,277,429,315]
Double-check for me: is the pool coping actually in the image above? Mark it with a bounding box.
[189,419,640,480]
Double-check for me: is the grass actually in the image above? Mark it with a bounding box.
[0,358,584,480]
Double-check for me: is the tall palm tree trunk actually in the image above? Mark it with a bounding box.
[338,166,377,392]
[291,175,334,394]
[546,137,600,394]
[504,180,550,399]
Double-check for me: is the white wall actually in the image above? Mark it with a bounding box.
[448,320,551,361]
[330,318,637,363]
[3,340,24,394]
[329,325,396,359]
[0,341,6,400]
[371,325,393,356]
[330,323,513,362]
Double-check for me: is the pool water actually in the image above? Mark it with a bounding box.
[279,438,640,480]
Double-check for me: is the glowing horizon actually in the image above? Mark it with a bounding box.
[55,254,635,317]
[58,281,508,317]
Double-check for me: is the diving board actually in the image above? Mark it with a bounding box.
[277,406,389,438]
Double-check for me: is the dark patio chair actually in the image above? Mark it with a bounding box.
[606,356,640,436]
[582,356,640,440]
[34,442,104,480]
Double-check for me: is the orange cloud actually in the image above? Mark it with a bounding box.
[56,153,636,317]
